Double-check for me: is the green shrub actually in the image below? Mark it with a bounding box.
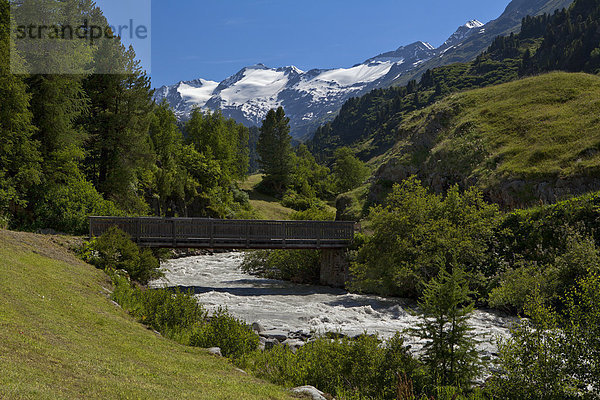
[0,213,10,229]
[111,274,259,358]
[136,288,206,335]
[281,190,327,211]
[289,207,335,221]
[488,261,551,313]
[351,177,500,298]
[87,226,162,284]
[496,191,600,266]
[489,232,600,313]
[33,173,122,234]
[243,332,423,400]
[189,308,259,359]
[563,272,600,393]
[488,291,577,399]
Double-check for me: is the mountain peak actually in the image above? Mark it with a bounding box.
[440,19,485,50]
[464,19,484,29]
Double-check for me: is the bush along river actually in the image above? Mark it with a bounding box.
[150,252,516,361]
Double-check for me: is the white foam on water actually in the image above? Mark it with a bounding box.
[151,253,516,357]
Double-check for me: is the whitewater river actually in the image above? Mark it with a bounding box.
[150,253,516,358]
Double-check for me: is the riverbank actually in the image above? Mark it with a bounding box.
[0,230,294,399]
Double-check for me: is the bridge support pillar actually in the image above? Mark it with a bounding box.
[320,249,349,288]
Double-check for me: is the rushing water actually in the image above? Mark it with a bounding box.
[150,252,516,358]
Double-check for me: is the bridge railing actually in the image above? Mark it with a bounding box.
[88,217,355,249]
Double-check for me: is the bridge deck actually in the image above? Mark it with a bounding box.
[89,217,355,249]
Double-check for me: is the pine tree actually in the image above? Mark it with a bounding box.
[0,0,41,219]
[147,101,185,216]
[411,267,480,388]
[83,39,155,213]
[257,107,293,195]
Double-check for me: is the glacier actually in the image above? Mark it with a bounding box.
[154,20,484,139]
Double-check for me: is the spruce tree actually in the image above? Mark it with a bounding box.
[257,107,293,195]
[411,267,479,388]
[83,39,154,213]
[148,101,185,216]
[0,0,41,219]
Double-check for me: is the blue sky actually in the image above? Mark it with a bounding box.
[96,0,510,88]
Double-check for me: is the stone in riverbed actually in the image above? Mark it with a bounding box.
[290,385,327,400]
[251,322,265,333]
[260,329,288,342]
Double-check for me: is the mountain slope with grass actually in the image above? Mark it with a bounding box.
[0,230,293,400]
[371,72,600,209]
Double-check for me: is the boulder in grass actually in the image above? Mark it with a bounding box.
[290,386,327,400]
[206,347,222,357]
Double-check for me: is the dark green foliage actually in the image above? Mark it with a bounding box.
[489,292,578,399]
[562,272,600,393]
[524,3,600,74]
[1,0,251,233]
[0,0,41,220]
[351,177,500,298]
[411,268,479,388]
[248,126,261,173]
[257,107,293,195]
[132,287,206,334]
[243,333,423,400]
[331,147,370,193]
[147,101,187,216]
[82,47,155,214]
[489,192,600,312]
[189,308,259,359]
[86,226,162,284]
[185,108,249,182]
[496,191,600,265]
[32,171,121,234]
[241,249,321,284]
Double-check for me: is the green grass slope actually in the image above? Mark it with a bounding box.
[239,174,295,220]
[0,230,293,400]
[375,72,600,208]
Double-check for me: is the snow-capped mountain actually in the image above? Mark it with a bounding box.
[439,20,485,52]
[154,20,484,139]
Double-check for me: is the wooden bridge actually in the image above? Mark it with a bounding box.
[88,217,355,250]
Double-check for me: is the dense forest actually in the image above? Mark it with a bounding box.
[0,0,258,233]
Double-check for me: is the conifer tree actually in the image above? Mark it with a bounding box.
[83,38,155,213]
[0,0,41,219]
[257,107,293,195]
[411,267,479,388]
[147,101,185,216]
